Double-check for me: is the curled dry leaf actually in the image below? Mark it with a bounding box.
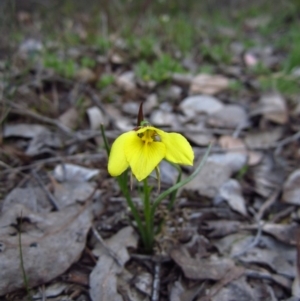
[239,248,294,278]
[53,181,96,208]
[86,106,108,130]
[26,130,62,156]
[115,71,135,91]
[207,104,248,129]
[171,248,235,281]
[89,227,138,301]
[75,68,96,83]
[184,161,232,198]
[53,163,100,182]
[211,277,257,301]
[180,95,224,118]
[259,93,288,124]
[189,74,229,95]
[58,107,79,129]
[0,203,93,295]
[219,135,262,166]
[219,179,247,216]
[283,169,300,205]
[2,186,52,213]
[3,124,47,139]
[245,128,282,149]
[262,223,298,245]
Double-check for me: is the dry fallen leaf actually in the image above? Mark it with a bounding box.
[219,179,248,216]
[189,74,229,95]
[283,169,300,205]
[0,203,93,295]
[3,124,47,138]
[184,161,232,198]
[171,248,235,280]
[207,104,248,129]
[211,277,257,301]
[75,68,96,83]
[116,71,135,91]
[89,226,138,301]
[86,106,108,129]
[26,130,62,156]
[260,93,288,124]
[180,95,224,118]
[245,128,282,149]
[58,107,79,129]
[53,163,100,182]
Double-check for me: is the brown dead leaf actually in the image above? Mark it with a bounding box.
[0,203,93,295]
[3,124,47,138]
[115,71,135,91]
[260,93,288,124]
[239,247,294,278]
[58,107,79,129]
[210,277,257,301]
[283,169,300,205]
[219,179,247,216]
[207,104,248,129]
[89,227,138,301]
[262,223,298,245]
[180,95,224,118]
[245,128,282,149]
[171,248,235,280]
[86,106,108,129]
[184,161,232,198]
[2,186,51,213]
[53,163,100,182]
[53,181,96,208]
[75,68,96,83]
[189,74,229,95]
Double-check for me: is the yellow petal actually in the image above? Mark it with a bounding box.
[157,130,194,165]
[124,132,166,181]
[108,131,134,176]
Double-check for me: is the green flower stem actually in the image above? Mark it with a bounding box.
[117,175,147,244]
[143,178,153,252]
[100,124,110,156]
[151,143,212,219]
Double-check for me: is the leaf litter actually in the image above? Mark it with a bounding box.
[1,2,300,300]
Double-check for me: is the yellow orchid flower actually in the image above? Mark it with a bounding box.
[108,125,194,181]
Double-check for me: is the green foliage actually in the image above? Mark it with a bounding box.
[97,74,115,89]
[259,75,299,95]
[135,54,184,83]
[80,56,96,68]
[164,16,194,53]
[43,52,77,78]
[95,37,111,54]
[201,40,232,64]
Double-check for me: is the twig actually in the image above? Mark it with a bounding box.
[0,153,105,175]
[275,130,300,155]
[231,208,263,258]
[151,262,161,301]
[271,205,295,223]
[92,226,123,267]
[18,213,32,300]
[256,189,280,221]
[31,170,60,211]
[6,101,74,136]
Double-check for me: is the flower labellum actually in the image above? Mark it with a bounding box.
[108,124,194,181]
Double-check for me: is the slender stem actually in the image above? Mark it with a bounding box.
[100,124,111,155]
[143,178,153,252]
[18,214,31,300]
